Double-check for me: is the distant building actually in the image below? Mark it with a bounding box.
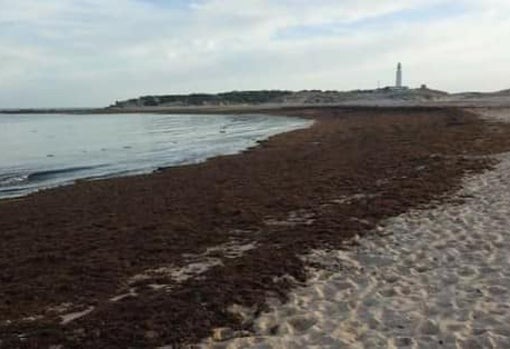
[388,62,408,90]
[396,62,403,88]
[378,63,410,90]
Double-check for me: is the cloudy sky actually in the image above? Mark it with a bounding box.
[1,0,509,108]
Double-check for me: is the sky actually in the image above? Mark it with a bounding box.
[1,0,510,108]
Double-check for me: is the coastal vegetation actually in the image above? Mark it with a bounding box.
[110,87,451,109]
[114,90,293,107]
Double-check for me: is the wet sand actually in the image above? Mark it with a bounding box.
[2,107,510,348]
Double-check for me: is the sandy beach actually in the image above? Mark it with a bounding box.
[2,107,510,348]
[205,109,510,348]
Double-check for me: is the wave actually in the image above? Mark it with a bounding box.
[26,166,102,182]
[0,165,103,187]
[0,174,29,186]
[0,186,24,193]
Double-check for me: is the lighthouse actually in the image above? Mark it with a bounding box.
[396,62,403,88]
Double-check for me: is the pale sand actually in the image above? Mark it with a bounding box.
[200,110,510,348]
[127,240,257,287]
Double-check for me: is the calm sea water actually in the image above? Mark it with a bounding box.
[0,113,312,199]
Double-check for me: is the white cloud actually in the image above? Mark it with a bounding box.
[0,0,509,107]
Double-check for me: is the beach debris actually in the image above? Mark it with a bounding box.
[60,306,95,325]
[110,288,138,302]
[116,239,259,302]
[201,150,510,347]
[212,327,235,342]
[330,192,380,205]
[264,209,316,227]
[227,304,257,325]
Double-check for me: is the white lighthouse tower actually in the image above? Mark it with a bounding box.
[396,62,403,88]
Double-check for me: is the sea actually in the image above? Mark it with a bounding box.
[0,113,312,199]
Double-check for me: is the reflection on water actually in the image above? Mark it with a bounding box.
[0,113,312,199]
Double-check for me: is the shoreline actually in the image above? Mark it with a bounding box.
[3,107,510,347]
[0,103,483,115]
[3,97,510,115]
[209,109,510,348]
[0,113,313,201]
